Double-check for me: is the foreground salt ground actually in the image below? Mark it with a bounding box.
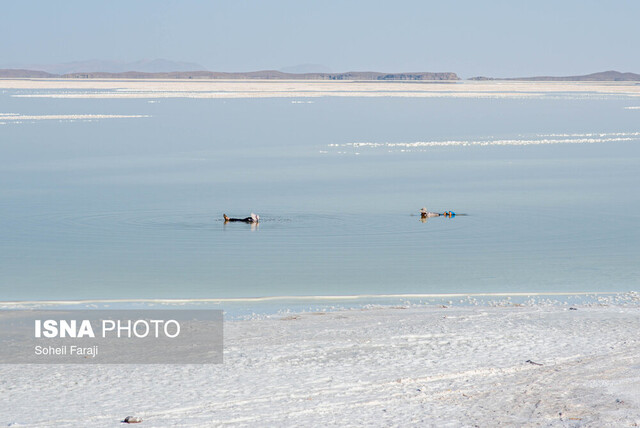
[2,304,640,427]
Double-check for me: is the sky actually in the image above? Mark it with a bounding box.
[1,0,639,78]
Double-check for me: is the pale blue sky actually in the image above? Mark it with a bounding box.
[2,0,638,77]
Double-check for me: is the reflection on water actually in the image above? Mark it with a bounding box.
[0,94,639,301]
[224,221,259,232]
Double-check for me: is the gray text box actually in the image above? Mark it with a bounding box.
[0,310,223,364]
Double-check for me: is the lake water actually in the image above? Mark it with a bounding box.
[1,90,639,302]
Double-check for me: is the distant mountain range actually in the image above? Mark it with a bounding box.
[279,64,333,74]
[1,66,638,81]
[470,71,640,81]
[0,59,206,75]
[0,69,459,80]
[0,69,54,78]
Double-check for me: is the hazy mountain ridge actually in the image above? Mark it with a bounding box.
[0,69,56,78]
[279,64,332,74]
[2,68,638,81]
[0,59,206,75]
[470,70,640,81]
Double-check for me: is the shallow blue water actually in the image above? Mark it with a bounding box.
[1,92,639,301]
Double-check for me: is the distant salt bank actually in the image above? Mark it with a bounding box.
[2,303,640,426]
[1,79,640,99]
[0,113,149,122]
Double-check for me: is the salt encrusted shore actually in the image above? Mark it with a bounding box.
[2,303,640,427]
[1,79,640,99]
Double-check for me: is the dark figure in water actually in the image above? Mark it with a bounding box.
[420,207,440,219]
[223,213,259,223]
[420,207,456,219]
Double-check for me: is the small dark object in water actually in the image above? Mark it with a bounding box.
[122,416,143,423]
[526,359,543,366]
[569,307,578,310]
[223,213,259,223]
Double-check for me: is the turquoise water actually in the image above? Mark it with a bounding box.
[1,92,639,301]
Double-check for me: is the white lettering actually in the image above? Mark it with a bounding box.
[77,320,95,338]
[100,319,181,338]
[43,320,58,338]
[102,320,115,337]
[165,320,180,338]
[150,320,163,336]
[59,320,76,338]
[117,320,132,337]
[133,320,149,338]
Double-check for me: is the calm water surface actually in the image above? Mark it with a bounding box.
[1,92,639,301]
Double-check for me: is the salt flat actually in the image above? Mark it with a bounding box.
[1,79,640,99]
[2,303,640,427]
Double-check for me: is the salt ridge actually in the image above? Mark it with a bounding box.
[332,131,640,150]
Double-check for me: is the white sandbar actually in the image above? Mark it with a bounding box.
[0,113,149,121]
[2,79,640,99]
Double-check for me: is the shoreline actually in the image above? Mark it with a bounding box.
[2,291,638,321]
[0,290,631,306]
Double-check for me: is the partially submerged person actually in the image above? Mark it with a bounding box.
[223,213,259,223]
[420,207,455,219]
[420,207,440,218]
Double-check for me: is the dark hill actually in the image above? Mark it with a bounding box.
[470,70,640,81]
[0,69,56,78]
